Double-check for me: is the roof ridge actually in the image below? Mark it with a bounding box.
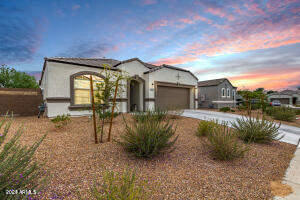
[45,57,118,60]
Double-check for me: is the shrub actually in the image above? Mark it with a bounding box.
[230,109,235,112]
[265,106,275,116]
[196,120,216,137]
[232,116,282,143]
[0,115,48,199]
[295,109,300,115]
[51,114,71,128]
[272,107,296,122]
[219,107,230,112]
[132,109,167,123]
[250,103,260,110]
[206,122,248,160]
[117,116,177,158]
[90,168,148,200]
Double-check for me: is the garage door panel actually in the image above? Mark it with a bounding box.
[157,86,190,109]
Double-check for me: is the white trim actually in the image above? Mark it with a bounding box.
[222,88,225,97]
[227,88,230,98]
[232,90,235,100]
[212,101,237,103]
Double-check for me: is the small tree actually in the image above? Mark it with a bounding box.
[0,64,39,89]
[93,64,130,143]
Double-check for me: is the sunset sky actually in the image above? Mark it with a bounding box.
[1,0,300,91]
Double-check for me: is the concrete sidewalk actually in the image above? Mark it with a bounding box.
[275,145,300,200]
[181,109,300,145]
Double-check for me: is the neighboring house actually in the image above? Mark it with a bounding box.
[198,78,237,109]
[268,90,300,105]
[40,57,198,117]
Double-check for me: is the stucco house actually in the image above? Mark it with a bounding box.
[268,90,300,105]
[198,78,237,109]
[40,57,198,117]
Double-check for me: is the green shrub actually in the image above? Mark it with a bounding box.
[117,116,177,158]
[51,114,71,128]
[237,105,247,110]
[196,120,216,137]
[268,107,296,122]
[232,116,282,143]
[219,107,230,112]
[230,109,235,112]
[90,168,148,200]
[206,122,248,160]
[250,103,260,110]
[132,109,167,123]
[0,116,48,199]
[295,109,300,115]
[265,106,275,116]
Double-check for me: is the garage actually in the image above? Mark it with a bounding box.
[270,98,290,104]
[156,85,190,110]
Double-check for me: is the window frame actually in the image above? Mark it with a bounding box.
[222,88,225,97]
[232,90,235,100]
[70,71,105,106]
[227,88,230,98]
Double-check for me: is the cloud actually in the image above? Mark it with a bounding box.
[0,4,41,64]
[146,19,168,31]
[59,41,119,58]
[139,0,157,6]
[72,4,81,10]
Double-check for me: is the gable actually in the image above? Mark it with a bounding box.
[118,60,149,77]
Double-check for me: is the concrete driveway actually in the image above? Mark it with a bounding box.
[182,109,300,145]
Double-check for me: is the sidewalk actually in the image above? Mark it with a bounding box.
[275,145,300,200]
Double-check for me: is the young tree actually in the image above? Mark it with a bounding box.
[0,64,39,89]
[92,64,130,143]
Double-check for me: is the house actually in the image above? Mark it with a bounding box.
[40,57,198,117]
[268,90,300,105]
[198,78,237,109]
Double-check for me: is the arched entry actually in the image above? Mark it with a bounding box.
[127,75,145,112]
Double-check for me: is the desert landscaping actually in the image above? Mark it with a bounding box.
[3,114,296,199]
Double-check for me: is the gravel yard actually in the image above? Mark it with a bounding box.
[4,114,296,199]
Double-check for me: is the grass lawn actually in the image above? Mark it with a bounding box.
[4,114,296,199]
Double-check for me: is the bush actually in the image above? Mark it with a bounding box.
[90,168,148,200]
[230,109,235,112]
[206,122,248,160]
[132,109,167,123]
[265,106,275,116]
[0,116,48,199]
[272,107,296,122]
[117,116,178,158]
[51,114,71,128]
[295,109,300,115]
[237,105,247,110]
[250,103,260,110]
[219,107,230,112]
[232,116,282,143]
[196,120,216,137]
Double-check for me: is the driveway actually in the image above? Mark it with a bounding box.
[182,109,300,145]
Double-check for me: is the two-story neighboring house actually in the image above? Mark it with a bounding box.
[198,78,237,109]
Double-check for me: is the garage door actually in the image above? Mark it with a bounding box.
[270,98,290,104]
[156,86,190,110]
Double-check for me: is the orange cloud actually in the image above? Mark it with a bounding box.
[229,71,300,90]
[206,7,235,21]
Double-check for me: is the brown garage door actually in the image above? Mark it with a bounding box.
[156,86,190,109]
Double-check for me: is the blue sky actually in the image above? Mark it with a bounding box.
[1,0,300,90]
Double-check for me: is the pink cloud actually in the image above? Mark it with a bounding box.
[72,4,81,10]
[244,2,265,15]
[146,19,168,31]
[205,7,235,21]
[140,0,157,6]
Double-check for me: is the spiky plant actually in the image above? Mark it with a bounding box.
[118,115,177,158]
[232,115,282,143]
[0,115,48,199]
[196,120,216,137]
[207,122,249,160]
[90,168,149,200]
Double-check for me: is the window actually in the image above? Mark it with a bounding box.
[232,90,235,100]
[227,88,230,97]
[222,88,225,97]
[201,94,205,101]
[73,75,103,105]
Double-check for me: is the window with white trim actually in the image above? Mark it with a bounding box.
[232,90,235,100]
[222,88,225,97]
[227,88,230,97]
